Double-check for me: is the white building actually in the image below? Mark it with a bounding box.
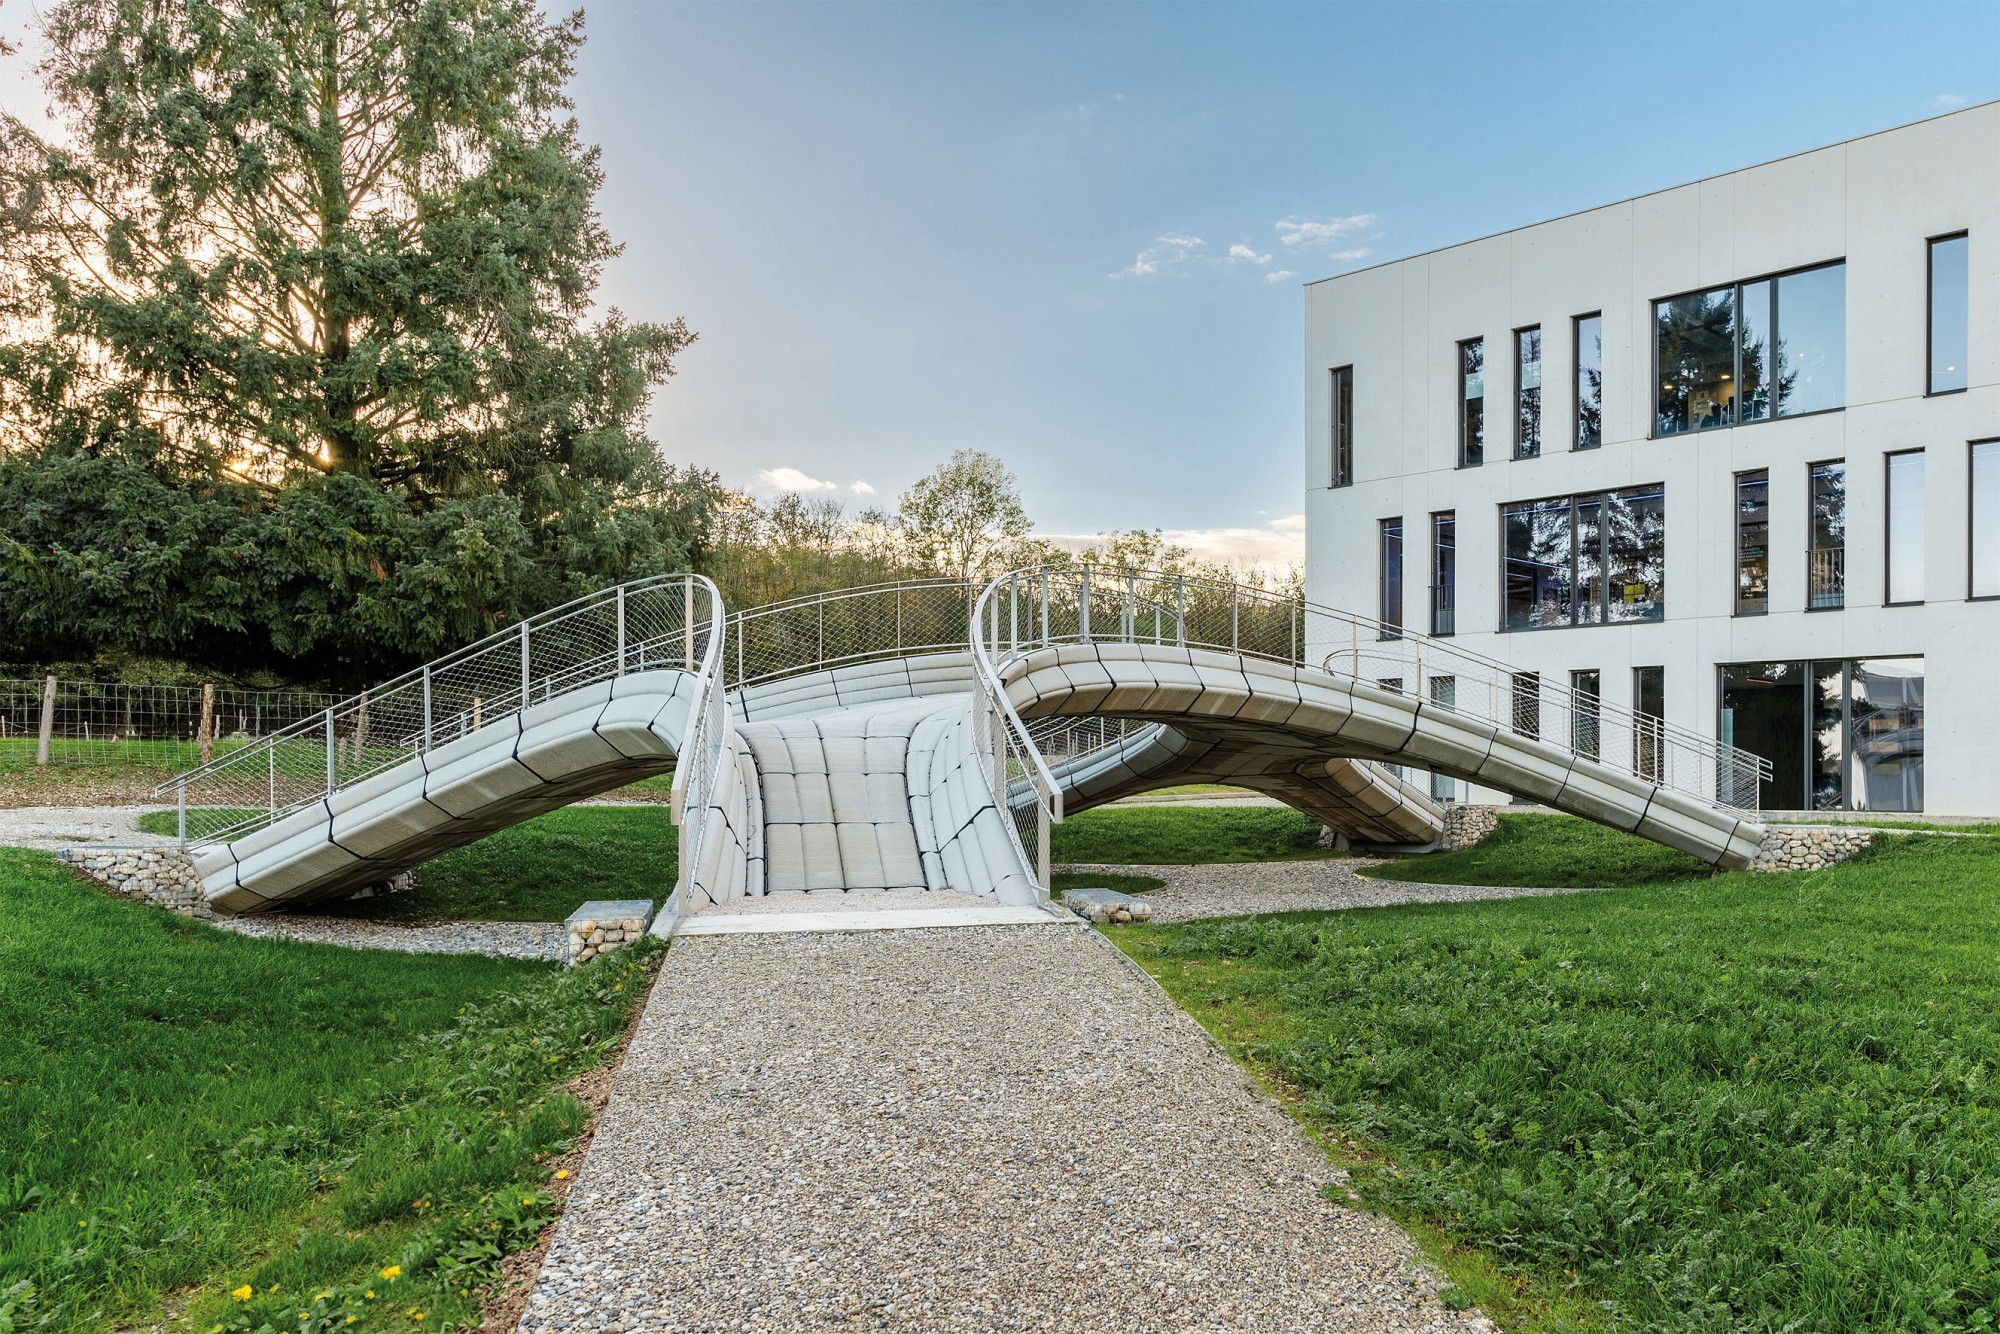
[1303,102,1999,816]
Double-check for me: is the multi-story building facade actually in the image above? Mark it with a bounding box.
[1304,102,1998,815]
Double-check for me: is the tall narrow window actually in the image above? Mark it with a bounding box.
[1808,462,1846,610]
[1379,518,1404,637]
[1570,669,1600,760]
[1511,672,1541,740]
[1885,450,1926,605]
[1573,313,1602,450]
[1458,339,1484,467]
[1972,440,2000,598]
[1633,666,1664,782]
[1930,234,1969,395]
[1735,471,1770,615]
[1515,326,1542,459]
[1430,511,1456,636]
[1428,675,1456,802]
[1330,365,1354,486]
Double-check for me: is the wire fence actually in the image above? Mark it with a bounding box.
[0,679,342,770]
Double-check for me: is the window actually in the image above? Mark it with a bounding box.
[1330,366,1354,486]
[1929,234,1969,396]
[1808,461,1846,610]
[1570,669,1600,760]
[1972,440,2000,598]
[1654,261,1845,435]
[1501,485,1665,630]
[1720,657,1924,812]
[1735,471,1770,615]
[1458,339,1484,467]
[1430,512,1456,636]
[1885,451,1925,605]
[1379,518,1404,637]
[1515,326,1542,459]
[1633,666,1664,783]
[1573,314,1602,450]
[1429,673,1457,801]
[1511,672,1541,740]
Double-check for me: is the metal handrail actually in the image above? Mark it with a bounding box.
[968,575,1067,899]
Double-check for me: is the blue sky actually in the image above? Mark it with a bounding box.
[4,2,1997,564]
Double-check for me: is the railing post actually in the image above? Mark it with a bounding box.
[616,586,627,675]
[1040,570,1049,645]
[684,579,695,667]
[422,665,433,749]
[1125,572,1137,642]
[736,613,745,685]
[1080,566,1092,642]
[1036,772,1051,899]
[177,781,186,844]
[323,708,335,792]
[1177,577,1186,646]
[519,620,531,706]
[267,743,276,816]
[1230,585,1240,652]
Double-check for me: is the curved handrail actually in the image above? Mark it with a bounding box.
[968,576,1067,897]
[665,578,730,916]
[158,573,727,845]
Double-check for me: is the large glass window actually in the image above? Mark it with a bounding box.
[1633,666,1664,783]
[1501,485,1665,630]
[1930,234,1969,396]
[1972,440,2000,598]
[1735,471,1769,615]
[1808,461,1846,610]
[1573,313,1602,450]
[1515,326,1542,459]
[1330,365,1354,487]
[1459,339,1484,467]
[1850,658,1925,812]
[1719,662,1808,810]
[1654,261,1845,435]
[1430,511,1455,636]
[1722,656,1925,813]
[1885,450,1925,605]
[1379,517,1403,637]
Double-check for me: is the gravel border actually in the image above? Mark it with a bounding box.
[0,804,176,850]
[205,913,565,961]
[1056,858,1618,922]
[519,924,1487,1332]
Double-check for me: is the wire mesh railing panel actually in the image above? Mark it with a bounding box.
[0,680,343,769]
[726,580,978,687]
[158,576,724,845]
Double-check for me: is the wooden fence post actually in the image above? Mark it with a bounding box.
[197,683,215,765]
[36,675,55,765]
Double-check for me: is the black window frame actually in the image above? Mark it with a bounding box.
[1884,448,1926,608]
[1927,232,1969,398]
[1430,510,1456,637]
[1457,337,1485,469]
[1734,469,1770,617]
[1569,668,1601,760]
[1649,257,1847,440]
[1807,458,1847,613]
[1970,437,2000,602]
[1514,324,1542,460]
[1497,483,1667,632]
[1330,364,1355,487]
[1378,516,1404,640]
[1632,665,1665,783]
[1572,311,1603,451]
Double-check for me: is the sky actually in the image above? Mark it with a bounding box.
[3,1,1998,566]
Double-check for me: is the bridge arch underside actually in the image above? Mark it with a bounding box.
[1001,643,1767,869]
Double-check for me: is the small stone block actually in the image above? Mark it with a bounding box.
[1061,886,1154,925]
[564,898,656,967]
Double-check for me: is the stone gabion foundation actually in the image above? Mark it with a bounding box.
[1438,804,1500,851]
[58,846,204,913]
[1747,825,1875,872]
[565,899,655,967]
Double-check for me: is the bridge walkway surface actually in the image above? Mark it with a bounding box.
[515,919,1482,1334]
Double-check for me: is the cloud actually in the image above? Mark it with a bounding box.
[850,480,876,495]
[1263,269,1298,286]
[1227,244,1272,266]
[1275,214,1379,261]
[1112,233,1206,279]
[757,466,840,493]
[1930,93,1967,111]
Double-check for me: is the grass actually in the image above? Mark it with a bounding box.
[0,849,661,1334]
[1114,834,2000,1332]
[1051,804,1343,864]
[130,806,679,924]
[1362,812,1714,888]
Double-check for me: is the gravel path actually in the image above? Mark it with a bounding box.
[0,804,174,850]
[1057,857,1617,922]
[692,886,1014,917]
[208,913,565,960]
[519,925,1485,1333]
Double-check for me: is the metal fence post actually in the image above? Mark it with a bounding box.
[1080,566,1092,642]
[519,620,531,706]
[1230,585,1240,652]
[422,664,433,749]
[323,708,335,791]
[616,585,627,675]
[177,782,186,844]
[197,683,215,766]
[684,579,695,667]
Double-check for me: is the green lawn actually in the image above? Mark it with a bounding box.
[0,849,660,1334]
[1051,804,1342,864]
[1114,834,2000,1332]
[1362,811,1715,888]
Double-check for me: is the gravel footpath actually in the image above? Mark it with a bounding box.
[207,913,565,960]
[519,925,1485,1333]
[692,887,1017,917]
[1056,857,1617,922]
[0,804,175,850]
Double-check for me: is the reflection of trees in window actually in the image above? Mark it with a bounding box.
[1515,327,1541,459]
[1460,339,1484,467]
[1654,264,1839,436]
[1573,314,1602,450]
[1602,487,1665,621]
[1655,288,1735,435]
[1502,486,1665,630]
[1809,462,1846,610]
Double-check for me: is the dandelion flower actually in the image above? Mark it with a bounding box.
[380,1266,402,1281]
[232,1286,254,1302]
[554,1170,569,1181]
[347,1318,357,1325]
[365,1292,375,1300]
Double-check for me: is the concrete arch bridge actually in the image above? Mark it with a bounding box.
[160,568,1770,919]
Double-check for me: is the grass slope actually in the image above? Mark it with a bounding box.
[1115,835,2000,1332]
[0,850,659,1334]
[1363,811,1713,888]
[1051,804,1341,865]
